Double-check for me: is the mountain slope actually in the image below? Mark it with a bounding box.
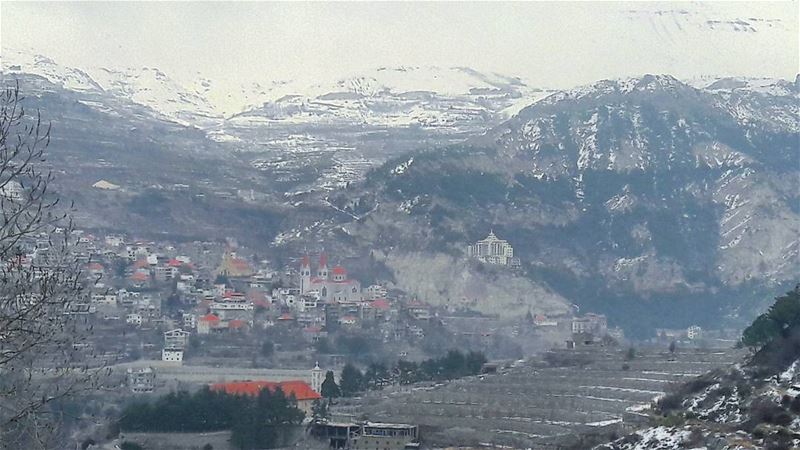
[0,70,292,245]
[321,74,799,334]
[597,287,800,450]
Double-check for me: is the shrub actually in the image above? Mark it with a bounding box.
[656,413,686,427]
[790,396,800,414]
[684,377,716,394]
[657,394,683,411]
[120,443,143,450]
[717,385,734,397]
[685,428,704,447]
[737,382,753,398]
[748,398,789,428]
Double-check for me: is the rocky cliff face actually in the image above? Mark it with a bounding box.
[323,75,798,333]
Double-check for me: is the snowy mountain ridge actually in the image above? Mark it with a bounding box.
[1,49,545,128]
[5,48,794,135]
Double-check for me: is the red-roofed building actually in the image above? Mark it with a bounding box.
[167,258,183,268]
[247,289,270,309]
[129,271,149,287]
[370,298,390,310]
[338,315,358,327]
[228,319,247,331]
[210,380,321,414]
[299,254,361,304]
[87,262,104,277]
[364,298,392,322]
[302,325,326,343]
[197,313,220,334]
[216,251,254,278]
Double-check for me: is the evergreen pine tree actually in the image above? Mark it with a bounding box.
[340,363,364,396]
[321,370,341,398]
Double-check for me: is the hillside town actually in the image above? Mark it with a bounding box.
[7,220,739,450]
[15,226,724,373]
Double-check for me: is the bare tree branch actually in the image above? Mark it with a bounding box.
[0,84,107,448]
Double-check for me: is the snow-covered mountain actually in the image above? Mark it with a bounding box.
[1,49,548,132]
[227,66,546,134]
[91,66,222,126]
[310,74,798,334]
[2,49,220,126]
[1,50,103,92]
[482,74,799,287]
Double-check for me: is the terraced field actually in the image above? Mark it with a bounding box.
[338,347,744,449]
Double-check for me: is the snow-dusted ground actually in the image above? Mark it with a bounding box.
[344,348,743,448]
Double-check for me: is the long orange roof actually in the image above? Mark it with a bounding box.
[210,380,321,400]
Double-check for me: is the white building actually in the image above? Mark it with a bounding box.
[467,231,520,267]
[105,235,124,247]
[365,284,388,300]
[571,313,608,335]
[210,296,254,323]
[300,254,362,304]
[91,293,117,305]
[161,348,184,364]
[310,362,324,394]
[182,313,197,330]
[687,325,703,340]
[126,313,143,327]
[126,367,156,393]
[299,293,320,312]
[164,329,190,349]
[154,266,178,282]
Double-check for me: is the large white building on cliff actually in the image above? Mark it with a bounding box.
[467,231,520,267]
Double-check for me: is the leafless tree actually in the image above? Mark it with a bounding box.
[0,85,106,449]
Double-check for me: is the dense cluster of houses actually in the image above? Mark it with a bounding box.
[11,228,641,368]
[58,230,444,368]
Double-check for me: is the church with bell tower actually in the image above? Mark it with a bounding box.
[299,252,362,303]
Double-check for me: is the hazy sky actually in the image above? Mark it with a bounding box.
[2,1,798,89]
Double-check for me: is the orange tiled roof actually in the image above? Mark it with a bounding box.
[210,380,321,401]
[370,298,390,310]
[130,271,149,282]
[199,313,220,323]
[228,319,247,329]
